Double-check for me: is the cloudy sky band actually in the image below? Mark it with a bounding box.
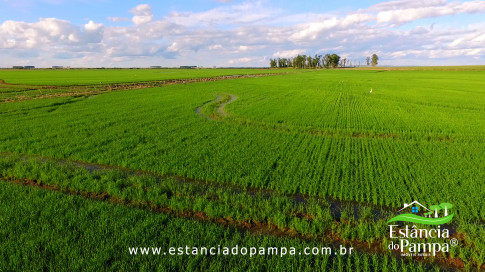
[0,0,484,67]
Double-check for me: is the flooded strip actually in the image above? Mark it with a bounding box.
[0,151,456,226]
[0,175,464,271]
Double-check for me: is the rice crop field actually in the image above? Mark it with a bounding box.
[1,67,484,271]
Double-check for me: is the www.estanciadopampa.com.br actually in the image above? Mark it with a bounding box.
[129,245,353,257]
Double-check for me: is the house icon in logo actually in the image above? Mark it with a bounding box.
[398,201,430,215]
[388,201,454,225]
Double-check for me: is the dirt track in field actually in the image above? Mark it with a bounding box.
[0,73,283,102]
[196,94,454,143]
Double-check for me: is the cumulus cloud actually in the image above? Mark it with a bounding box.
[372,0,485,26]
[273,49,306,58]
[0,18,103,49]
[130,4,153,25]
[84,20,102,32]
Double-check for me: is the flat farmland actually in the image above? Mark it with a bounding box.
[0,68,286,85]
[1,67,484,271]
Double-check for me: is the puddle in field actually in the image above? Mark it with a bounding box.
[195,95,221,118]
[217,95,238,116]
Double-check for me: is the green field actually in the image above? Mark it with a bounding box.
[1,68,484,271]
[0,68,285,85]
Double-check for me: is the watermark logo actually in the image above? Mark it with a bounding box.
[387,201,454,225]
[387,201,456,257]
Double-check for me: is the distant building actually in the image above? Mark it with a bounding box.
[150,66,162,69]
[180,66,197,69]
[12,66,35,69]
[52,66,64,69]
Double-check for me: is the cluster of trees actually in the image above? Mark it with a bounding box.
[366,54,379,67]
[269,54,341,69]
[270,53,379,69]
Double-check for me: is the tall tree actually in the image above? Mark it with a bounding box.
[371,54,379,67]
[314,54,322,68]
[323,54,331,69]
[329,54,340,68]
[306,55,312,68]
[270,58,277,68]
[366,56,371,66]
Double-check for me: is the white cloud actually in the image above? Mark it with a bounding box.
[166,1,279,26]
[130,4,153,25]
[227,56,265,65]
[107,17,130,23]
[228,57,251,63]
[0,18,103,50]
[374,0,485,26]
[368,0,447,12]
[167,42,179,52]
[289,18,340,41]
[84,20,103,32]
[208,44,223,50]
[273,49,306,58]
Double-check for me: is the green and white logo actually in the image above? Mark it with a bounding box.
[387,201,457,257]
[387,201,454,225]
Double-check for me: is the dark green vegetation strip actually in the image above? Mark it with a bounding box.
[0,157,473,268]
[1,155,484,270]
[1,180,444,272]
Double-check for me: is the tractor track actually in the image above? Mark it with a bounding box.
[196,94,455,143]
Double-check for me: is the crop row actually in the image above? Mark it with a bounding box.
[1,155,484,269]
[2,178,445,271]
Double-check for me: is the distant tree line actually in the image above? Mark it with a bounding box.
[270,53,379,69]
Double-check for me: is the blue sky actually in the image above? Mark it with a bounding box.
[1,0,382,24]
[1,0,484,67]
